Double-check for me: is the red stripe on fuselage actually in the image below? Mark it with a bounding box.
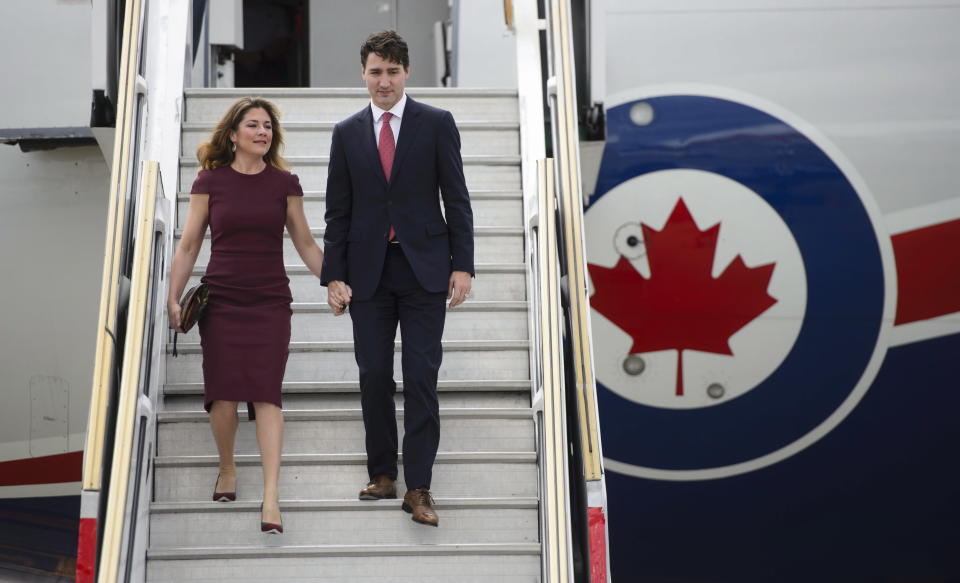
[892,218,960,325]
[0,451,83,487]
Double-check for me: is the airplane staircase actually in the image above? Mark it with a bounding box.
[145,87,541,581]
[78,1,608,581]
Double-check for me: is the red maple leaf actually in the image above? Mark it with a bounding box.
[588,198,778,396]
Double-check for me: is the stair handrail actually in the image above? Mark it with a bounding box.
[536,158,574,582]
[546,0,602,484]
[97,161,164,583]
[510,1,578,581]
[543,0,611,580]
[78,0,147,579]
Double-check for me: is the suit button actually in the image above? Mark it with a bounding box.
[387,201,392,205]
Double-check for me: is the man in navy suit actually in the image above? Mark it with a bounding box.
[320,30,474,527]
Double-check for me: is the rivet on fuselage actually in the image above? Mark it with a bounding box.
[707,383,725,399]
[623,355,645,376]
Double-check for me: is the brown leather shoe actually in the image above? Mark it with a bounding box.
[402,487,439,527]
[358,475,397,500]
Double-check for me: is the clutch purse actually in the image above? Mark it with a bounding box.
[179,283,209,332]
[172,283,209,357]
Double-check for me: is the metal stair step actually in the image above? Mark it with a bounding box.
[153,452,538,502]
[173,301,528,343]
[147,546,540,582]
[182,121,519,157]
[168,339,528,353]
[184,87,520,123]
[161,380,532,410]
[158,407,533,420]
[184,263,527,303]
[163,378,531,395]
[175,226,524,265]
[176,190,524,230]
[149,498,538,548]
[162,391,530,411]
[157,408,534,456]
[165,340,531,384]
[180,155,521,191]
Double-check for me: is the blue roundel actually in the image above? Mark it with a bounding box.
[590,95,885,472]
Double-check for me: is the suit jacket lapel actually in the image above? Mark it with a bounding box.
[355,106,388,189]
[389,97,423,188]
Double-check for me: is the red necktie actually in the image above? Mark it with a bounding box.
[379,112,397,241]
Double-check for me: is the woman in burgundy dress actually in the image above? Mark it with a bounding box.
[167,97,325,534]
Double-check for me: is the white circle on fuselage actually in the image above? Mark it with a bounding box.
[587,169,807,410]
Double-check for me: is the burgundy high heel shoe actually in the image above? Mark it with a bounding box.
[260,502,283,534]
[212,473,236,502]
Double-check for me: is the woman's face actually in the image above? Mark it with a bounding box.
[230,107,273,158]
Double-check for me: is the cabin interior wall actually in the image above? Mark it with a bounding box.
[233,0,309,87]
[307,0,447,88]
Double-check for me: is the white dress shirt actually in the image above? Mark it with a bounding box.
[371,93,407,144]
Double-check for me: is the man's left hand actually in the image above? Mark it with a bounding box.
[447,271,472,308]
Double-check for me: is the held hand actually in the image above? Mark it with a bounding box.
[447,271,472,309]
[336,283,353,316]
[328,280,353,316]
[168,302,185,333]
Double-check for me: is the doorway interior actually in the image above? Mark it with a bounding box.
[234,0,309,87]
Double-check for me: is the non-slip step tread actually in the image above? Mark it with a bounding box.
[166,350,530,383]
[163,379,532,395]
[147,555,540,583]
[174,226,523,239]
[151,497,538,513]
[182,121,519,130]
[185,87,519,97]
[211,301,526,315]
[158,407,533,422]
[189,262,526,276]
[148,541,540,561]
[167,339,530,355]
[149,505,539,548]
[154,451,536,467]
[177,189,524,201]
[180,154,520,166]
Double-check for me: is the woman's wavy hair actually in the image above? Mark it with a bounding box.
[196,97,288,170]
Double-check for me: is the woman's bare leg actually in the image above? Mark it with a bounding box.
[209,400,240,495]
[253,401,284,525]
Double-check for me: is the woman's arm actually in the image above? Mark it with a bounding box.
[286,195,324,279]
[167,194,209,331]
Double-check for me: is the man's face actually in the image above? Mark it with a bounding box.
[362,52,409,111]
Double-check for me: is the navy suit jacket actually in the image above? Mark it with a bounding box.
[320,97,474,300]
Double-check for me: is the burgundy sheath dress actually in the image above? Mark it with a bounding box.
[190,164,303,417]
